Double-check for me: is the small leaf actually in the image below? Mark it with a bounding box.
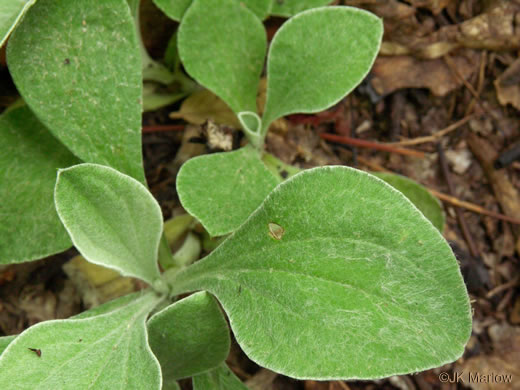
[148,291,230,380]
[270,0,333,17]
[143,83,186,112]
[170,89,241,127]
[0,0,37,47]
[7,0,146,183]
[55,163,163,284]
[0,292,162,389]
[193,363,249,390]
[173,166,472,379]
[127,0,175,85]
[262,7,382,134]
[372,172,445,232]
[0,336,15,356]
[164,380,181,390]
[154,0,271,21]
[178,0,266,115]
[0,106,79,264]
[177,146,280,236]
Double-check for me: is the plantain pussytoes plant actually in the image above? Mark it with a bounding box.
[0,0,470,388]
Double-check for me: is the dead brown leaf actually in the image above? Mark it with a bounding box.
[511,298,520,324]
[245,369,278,390]
[456,323,520,390]
[378,2,520,60]
[370,50,479,96]
[494,58,520,110]
[170,89,241,128]
[468,133,520,254]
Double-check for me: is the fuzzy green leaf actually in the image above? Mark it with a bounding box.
[372,172,445,232]
[193,363,249,390]
[0,106,79,264]
[0,336,15,356]
[72,292,144,319]
[177,147,280,236]
[178,0,266,114]
[0,0,37,47]
[270,0,333,17]
[238,0,272,20]
[164,381,181,390]
[55,164,163,284]
[262,7,382,134]
[7,0,145,183]
[148,291,230,380]
[172,166,472,379]
[0,292,162,389]
[154,0,271,21]
[152,0,191,21]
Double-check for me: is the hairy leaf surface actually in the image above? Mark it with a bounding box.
[0,0,37,47]
[193,363,249,390]
[173,166,472,379]
[240,0,272,20]
[0,292,162,389]
[373,172,445,232]
[0,336,15,356]
[152,0,193,21]
[154,0,271,21]
[177,147,280,236]
[270,0,333,17]
[178,0,266,115]
[148,292,230,380]
[73,292,144,319]
[55,164,162,284]
[262,7,382,134]
[7,0,145,182]
[0,107,78,264]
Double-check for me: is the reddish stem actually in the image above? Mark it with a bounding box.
[142,125,185,133]
[320,133,425,158]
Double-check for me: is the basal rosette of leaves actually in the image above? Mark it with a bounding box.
[0,163,471,387]
[0,0,471,388]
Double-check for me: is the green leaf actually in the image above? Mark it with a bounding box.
[193,363,249,390]
[127,0,176,85]
[164,380,181,390]
[0,106,79,264]
[0,336,15,356]
[0,292,162,389]
[262,7,383,134]
[0,0,37,47]
[72,291,144,319]
[178,0,266,115]
[154,0,271,21]
[7,0,146,183]
[372,172,445,232]
[177,147,280,236]
[143,83,186,112]
[237,0,272,20]
[148,291,230,380]
[152,0,191,21]
[270,0,333,17]
[172,166,472,379]
[55,163,163,285]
